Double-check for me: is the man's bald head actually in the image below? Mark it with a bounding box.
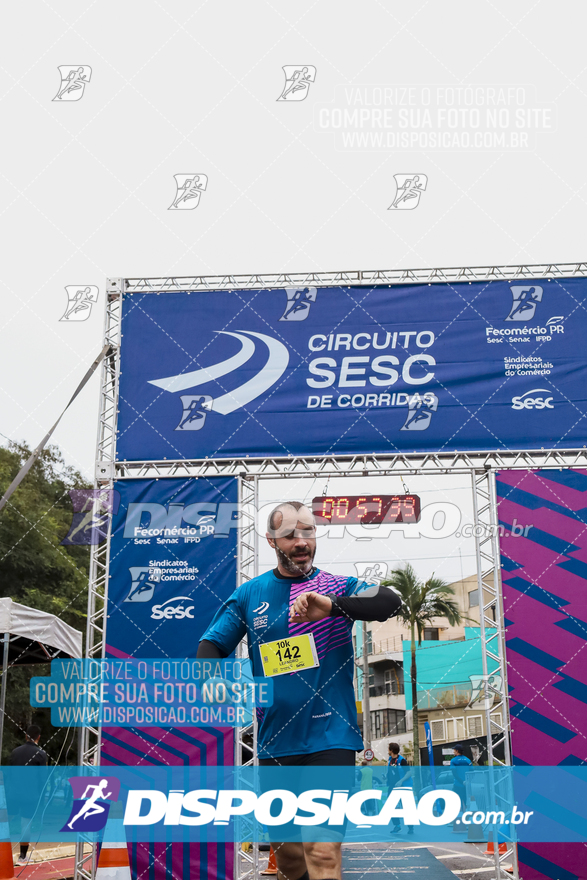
[266,501,317,576]
[267,501,315,539]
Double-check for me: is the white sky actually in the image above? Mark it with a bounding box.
[1,1,584,484]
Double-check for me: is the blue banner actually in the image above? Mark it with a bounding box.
[106,477,238,659]
[3,766,587,843]
[116,280,587,460]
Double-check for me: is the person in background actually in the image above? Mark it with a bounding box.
[387,742,413,835]
[9,725,47,866]
[359,761,376,816]
[450,743,472,810]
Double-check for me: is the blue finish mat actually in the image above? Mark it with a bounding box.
[342,846,457,878]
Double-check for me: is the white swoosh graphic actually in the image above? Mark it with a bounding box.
[148,332,256,392]
[213,331,289,414]
[147,330,289,415]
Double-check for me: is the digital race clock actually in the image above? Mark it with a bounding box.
[311,494,421,525]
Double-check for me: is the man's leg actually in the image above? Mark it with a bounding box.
[302,840,341,880]
[271,840,308,880]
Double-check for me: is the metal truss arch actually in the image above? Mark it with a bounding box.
[79,264,587,880]
[117,262,587,293]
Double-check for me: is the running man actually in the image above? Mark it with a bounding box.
[390,175,424,208]
[67,779,113,830]
[63,286,93,320]
[507,286,541,320]
[171,175,204,208]
[55,67,87,100]
[280,67,312,100]
[282,289,315,320]
[198,501,401,880]
[64,489,110,543]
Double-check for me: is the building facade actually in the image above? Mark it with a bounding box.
[354,572,497,762]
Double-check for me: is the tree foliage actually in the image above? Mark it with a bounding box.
[382,563,463,765]
[0,443,91,762]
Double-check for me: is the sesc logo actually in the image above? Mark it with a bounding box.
[148,330,290,425]
[151,597,195,620]
[511,389,554,411]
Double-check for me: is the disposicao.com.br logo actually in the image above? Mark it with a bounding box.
[124,786,461,828]
[122,786,533,831]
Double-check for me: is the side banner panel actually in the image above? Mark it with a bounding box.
[116,279,587,460]
[498,469,587,880]
[103,476,238,880]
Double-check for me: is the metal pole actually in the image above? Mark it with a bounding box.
[362,622,371,751]
[471,469,515,880]
[471,472,492,764]
[0,633,9,761]
[488,471,519,880]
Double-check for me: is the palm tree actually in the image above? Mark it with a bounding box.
[382,563,463,765]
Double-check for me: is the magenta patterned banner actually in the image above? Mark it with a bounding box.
[498,469,587,880]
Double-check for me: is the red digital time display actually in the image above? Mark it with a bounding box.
[312,495,421,525]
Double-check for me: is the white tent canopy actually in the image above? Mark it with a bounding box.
[0,598,83,759]
[0,597,82,661]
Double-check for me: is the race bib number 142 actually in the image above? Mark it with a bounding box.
[259,633,319,677]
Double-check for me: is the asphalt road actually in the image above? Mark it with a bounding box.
[257,839,514,880]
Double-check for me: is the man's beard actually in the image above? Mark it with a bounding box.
[276,545,316,576]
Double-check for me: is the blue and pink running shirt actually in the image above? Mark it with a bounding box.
[200,567,367,758]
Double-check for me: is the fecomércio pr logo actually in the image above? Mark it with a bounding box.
[61,776,120,833]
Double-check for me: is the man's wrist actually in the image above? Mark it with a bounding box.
[325,593,343,617]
